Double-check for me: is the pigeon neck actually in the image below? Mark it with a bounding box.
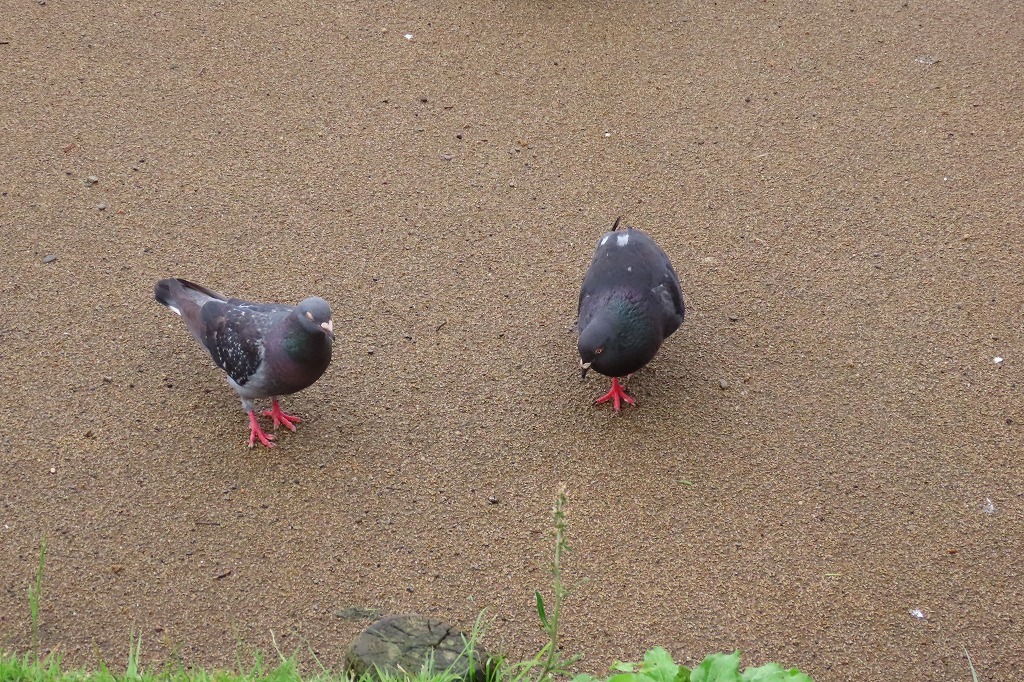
[280,318,328,362]
[606,291,658,336]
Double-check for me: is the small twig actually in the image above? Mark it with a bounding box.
[435,320,448,332]
[214,569,232,580]
[194,520,221,526]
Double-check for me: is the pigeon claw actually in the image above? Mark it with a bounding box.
[261,399,302,432]
[247,411,277,448]
[593,377,637,412]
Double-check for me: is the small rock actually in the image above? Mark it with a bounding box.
[441,154,454,161]
[85,175,99,185]
[728,314,739,322]
[102,376,113,383]
[96,203,107,211]
[718,378,730,390]
[41,254,58,264]
[487,496,499,505]
[347,614,493,682]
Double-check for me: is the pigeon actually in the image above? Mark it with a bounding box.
[154,278,334,447]
[577,217,685,411]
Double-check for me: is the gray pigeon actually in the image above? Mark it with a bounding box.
[154,278,334,447]
[577,218,685,410]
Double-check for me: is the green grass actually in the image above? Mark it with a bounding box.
[2,494,817,682]
[964,646,979,682]
[0,649,430,681]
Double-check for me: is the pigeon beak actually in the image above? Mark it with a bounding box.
[580,360,591,380]
[321,319,335,339]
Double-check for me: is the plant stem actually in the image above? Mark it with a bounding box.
[29,534,48,662]
[538,487,571,682]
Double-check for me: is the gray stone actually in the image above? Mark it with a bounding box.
[346,614,492,682]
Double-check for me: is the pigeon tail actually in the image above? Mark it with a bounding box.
[154,278,228,347]
[154,278,226,311]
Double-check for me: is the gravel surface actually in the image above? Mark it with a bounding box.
[1,1,1022,680]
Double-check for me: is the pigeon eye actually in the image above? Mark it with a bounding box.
[595,347,604,355]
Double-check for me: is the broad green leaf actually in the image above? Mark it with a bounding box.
[689,650,741,682]
[640,647,679,682]
[611,661,637,673]
[741,662,814,682]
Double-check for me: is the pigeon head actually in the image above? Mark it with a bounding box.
[578,299,661,380]
[296,297,335,340]
[578,313,614,379]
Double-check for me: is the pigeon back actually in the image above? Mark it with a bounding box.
[578,227,685,337]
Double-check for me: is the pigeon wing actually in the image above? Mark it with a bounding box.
[650,254,685,336]
[200,301,268,387]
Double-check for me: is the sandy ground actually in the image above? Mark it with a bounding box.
[1,1,1022,679]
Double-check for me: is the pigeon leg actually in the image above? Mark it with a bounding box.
[261,398,302,432]
[593,377,637,412]
[247,411,276,448]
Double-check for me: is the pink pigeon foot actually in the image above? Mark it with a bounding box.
[261,398,302,432]
[593,377,637,412]
[247,410,276,448]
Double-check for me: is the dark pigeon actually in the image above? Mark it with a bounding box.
[154,278,334,447]
[577,217,685,411]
